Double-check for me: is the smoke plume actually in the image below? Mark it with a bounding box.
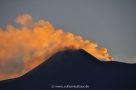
[0,14,112,80]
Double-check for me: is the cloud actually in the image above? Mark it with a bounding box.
[113,56,136,63]
[15,14,32,25]
[0,14,112,80]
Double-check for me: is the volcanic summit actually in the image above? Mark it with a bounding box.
[0,49,136,90]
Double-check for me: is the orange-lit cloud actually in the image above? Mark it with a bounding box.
[0,14,112,80]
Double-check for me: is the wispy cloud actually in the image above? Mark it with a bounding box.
[113,56,136,63]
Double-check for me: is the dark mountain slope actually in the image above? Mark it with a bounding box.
[0,49,136,90]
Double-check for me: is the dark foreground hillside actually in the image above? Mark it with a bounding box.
[0,49,136,90]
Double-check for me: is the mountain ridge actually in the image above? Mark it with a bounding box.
[0,49,136,90]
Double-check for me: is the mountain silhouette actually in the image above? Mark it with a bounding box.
[0,49,136,90]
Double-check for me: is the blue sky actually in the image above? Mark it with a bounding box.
[0,0,136,63]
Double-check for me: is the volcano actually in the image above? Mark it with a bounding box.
[0,49,136,90]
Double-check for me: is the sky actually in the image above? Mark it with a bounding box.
[0,0,136,63]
